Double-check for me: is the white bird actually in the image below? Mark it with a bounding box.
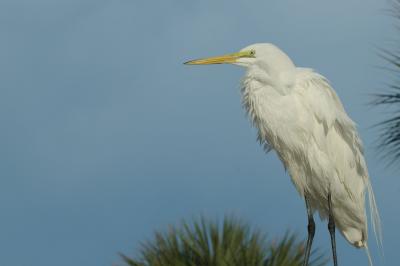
[185,43,382,266]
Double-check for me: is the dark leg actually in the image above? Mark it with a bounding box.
[328,193,338,266]
[303,195,315,266]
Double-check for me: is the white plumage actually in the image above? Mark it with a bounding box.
[185,43,382,265]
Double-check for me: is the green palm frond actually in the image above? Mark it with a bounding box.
[373,0,400,162]
[264,233,327,266]
[120,216,327,266]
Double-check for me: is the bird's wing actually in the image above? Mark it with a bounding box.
[294,68,382,247]
[294,68,363,158]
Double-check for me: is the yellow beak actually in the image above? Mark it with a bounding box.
[184,50,254,65]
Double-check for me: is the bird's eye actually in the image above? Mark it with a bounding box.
[250,50,256,56]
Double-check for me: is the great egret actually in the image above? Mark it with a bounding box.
[184,43,382,266]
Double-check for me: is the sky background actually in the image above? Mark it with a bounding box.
[0,0,398,265]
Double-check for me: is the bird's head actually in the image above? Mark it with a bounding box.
[184,43,295,73]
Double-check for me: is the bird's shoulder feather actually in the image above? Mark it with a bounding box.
[293,68,364,153]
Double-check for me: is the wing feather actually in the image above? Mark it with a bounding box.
[295,68,382,249]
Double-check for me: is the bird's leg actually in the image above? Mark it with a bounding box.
[328,193,338,266]
[303,195,315,266]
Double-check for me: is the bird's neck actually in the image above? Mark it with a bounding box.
[240,67,297,151]
[242,66,296,96]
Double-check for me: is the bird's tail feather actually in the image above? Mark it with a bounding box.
[367,180,383,254]
[365,243,373,266]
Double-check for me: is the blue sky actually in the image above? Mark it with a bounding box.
[0,0,397,265]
